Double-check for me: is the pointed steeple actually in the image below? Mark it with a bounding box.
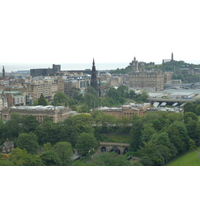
[91,58,98,92]
[2,66,5,77]
[92,58,96,71]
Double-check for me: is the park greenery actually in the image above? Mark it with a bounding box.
[1,81,200,166]
[1,99,200,166]
[167,147,200,166]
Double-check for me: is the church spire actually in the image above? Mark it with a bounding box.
[91,58,98,92]
[2,66,5,77]
[92,58,96,71]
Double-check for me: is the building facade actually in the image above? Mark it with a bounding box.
[91,103,151,118]
[25,76,64,101]
[127,57,166,91]
[1,105,71,123]
[30,64,61,77]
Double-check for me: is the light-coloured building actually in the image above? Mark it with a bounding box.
[25,76,64,100]
[91,103,151,118]
[1,105,71,123]
[128,70,165,91]
[127,57,168,91]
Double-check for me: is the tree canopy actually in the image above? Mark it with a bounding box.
[38,93,48,106]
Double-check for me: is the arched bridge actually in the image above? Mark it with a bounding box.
[98,142,129,155]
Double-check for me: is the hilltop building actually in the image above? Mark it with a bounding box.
[162,52,174,64]
[127,57,166,91]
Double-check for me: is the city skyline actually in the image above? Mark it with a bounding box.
[1,0,200,69]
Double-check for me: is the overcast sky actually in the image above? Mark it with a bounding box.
[0,0,200,67]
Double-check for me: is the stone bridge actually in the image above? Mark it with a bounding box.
[98,142,129,155]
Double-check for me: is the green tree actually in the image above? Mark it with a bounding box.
[38,93,48,106]
[183,102,195,113]
[9,147,29,166]
[107,87,120,101]
[20,115,40,133]
[185,118,197,140]
[17,133,39,154]
[52,142,73,165]
[139,142,170,165]
[139,156,154,166]
[141,123,156,143]
[24,155,43,166]
[168,112,183,123]
[40,150,62,166]
[58,124,80,147]
[68,87,82,101]
[129,119,143,151]
[43,142,52,151]
[58,114,95,147]
[189,139,196,150]
[128,90,136,98]
[195,104,200,115]
[150,132,178,158]
[85,86,98,97]
[151,119,163,131]
[76,132,98,155]
[84,93,99,108]
[34,120,59,145]
[53,92,69,106]
[140,91,149,102]
[184,112,198,123]
[195,121,200,145]
[2,113,21,140]
[167,121,189,153]
[117,85,128,98]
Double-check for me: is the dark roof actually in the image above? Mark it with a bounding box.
[0,140,14,149]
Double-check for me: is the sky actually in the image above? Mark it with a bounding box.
[0,0,200,71]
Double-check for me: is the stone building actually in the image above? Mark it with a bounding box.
[127,57,166,91]
[1,105,71,123]
[0,90,26,108]
[25,76,64,101]
[90,103,151,118]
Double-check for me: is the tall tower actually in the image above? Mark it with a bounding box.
[131,57,138,71]
[2,66,5,77]
[90,58,98,91]
[171,52,174,61]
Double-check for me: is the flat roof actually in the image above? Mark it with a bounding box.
[10,105,66,110]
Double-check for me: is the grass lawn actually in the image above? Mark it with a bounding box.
[167,147,200,166]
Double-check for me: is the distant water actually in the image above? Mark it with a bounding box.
[2,60,200,72]
[0,62,129,72]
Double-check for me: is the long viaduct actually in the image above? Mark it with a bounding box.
[98,142,129,155]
